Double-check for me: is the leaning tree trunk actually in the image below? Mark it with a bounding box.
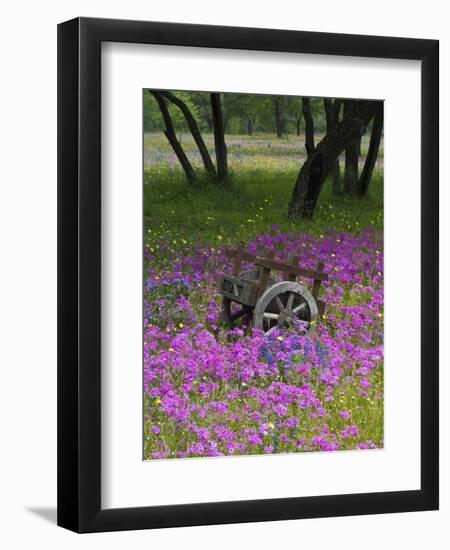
[343,100,361,195]
[160,91,217,179]
[357,104,383,196]
[302,97,315,157]
[210,93,229,183]
[288,100,381,219]
[150,91,195,182]
[324,98,341,194]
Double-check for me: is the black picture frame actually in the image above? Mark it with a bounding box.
[57,17,439,533]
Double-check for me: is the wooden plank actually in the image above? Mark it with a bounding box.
[254,257,328,281]
[312,261,325,300]
[257,248,275,297]
[284,253,294,281]
[318,299,326,317]
[225,248,258,264]
[284,253,300,281]
[255,244,264,280]
[219,274,259,307]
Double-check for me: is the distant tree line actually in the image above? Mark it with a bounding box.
[145,90,383,219]
[144,91,327,136]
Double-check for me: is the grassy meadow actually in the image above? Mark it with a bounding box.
[144,132,383,254]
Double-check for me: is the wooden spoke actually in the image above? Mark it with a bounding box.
[286,292,295,311]
[275,296,284,311]
[263,312,279,320]
[293,302,307,314]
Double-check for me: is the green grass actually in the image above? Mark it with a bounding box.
[144,165,383,253]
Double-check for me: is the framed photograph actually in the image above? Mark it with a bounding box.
[57,17,439,532]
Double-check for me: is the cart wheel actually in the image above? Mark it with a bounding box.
[222,270,275,329]
[253,281,318,334]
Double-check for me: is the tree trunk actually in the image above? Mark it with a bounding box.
[357,104,383,196]
[248,118,253,136]
[274,97,283,138]
[150,91,195,181]
[302,97,315,157]
[343,100,360,195]
[210,93,229,183]
[344,137,360,194]
[333,100,343,194]
[324,98,341,194]
[333,99,342,123]
[160,91,217,179]
[288,100,380,219]
[296,117,301,136]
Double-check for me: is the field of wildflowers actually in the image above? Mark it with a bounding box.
[143,134,384,460]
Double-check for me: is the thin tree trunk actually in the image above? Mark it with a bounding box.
[248,118,253,136]
[324,98,341,194]
[150,91,195,181]
[274,97,283,138]
[302,97,315,157]
[288,100,380,219]
[296,117,301,136]
[160,91,217,179]
[210,93,229,183]
[343,100,360,195]
[358,104,383,196]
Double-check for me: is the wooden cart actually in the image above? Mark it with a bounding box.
[219,242,327,334]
